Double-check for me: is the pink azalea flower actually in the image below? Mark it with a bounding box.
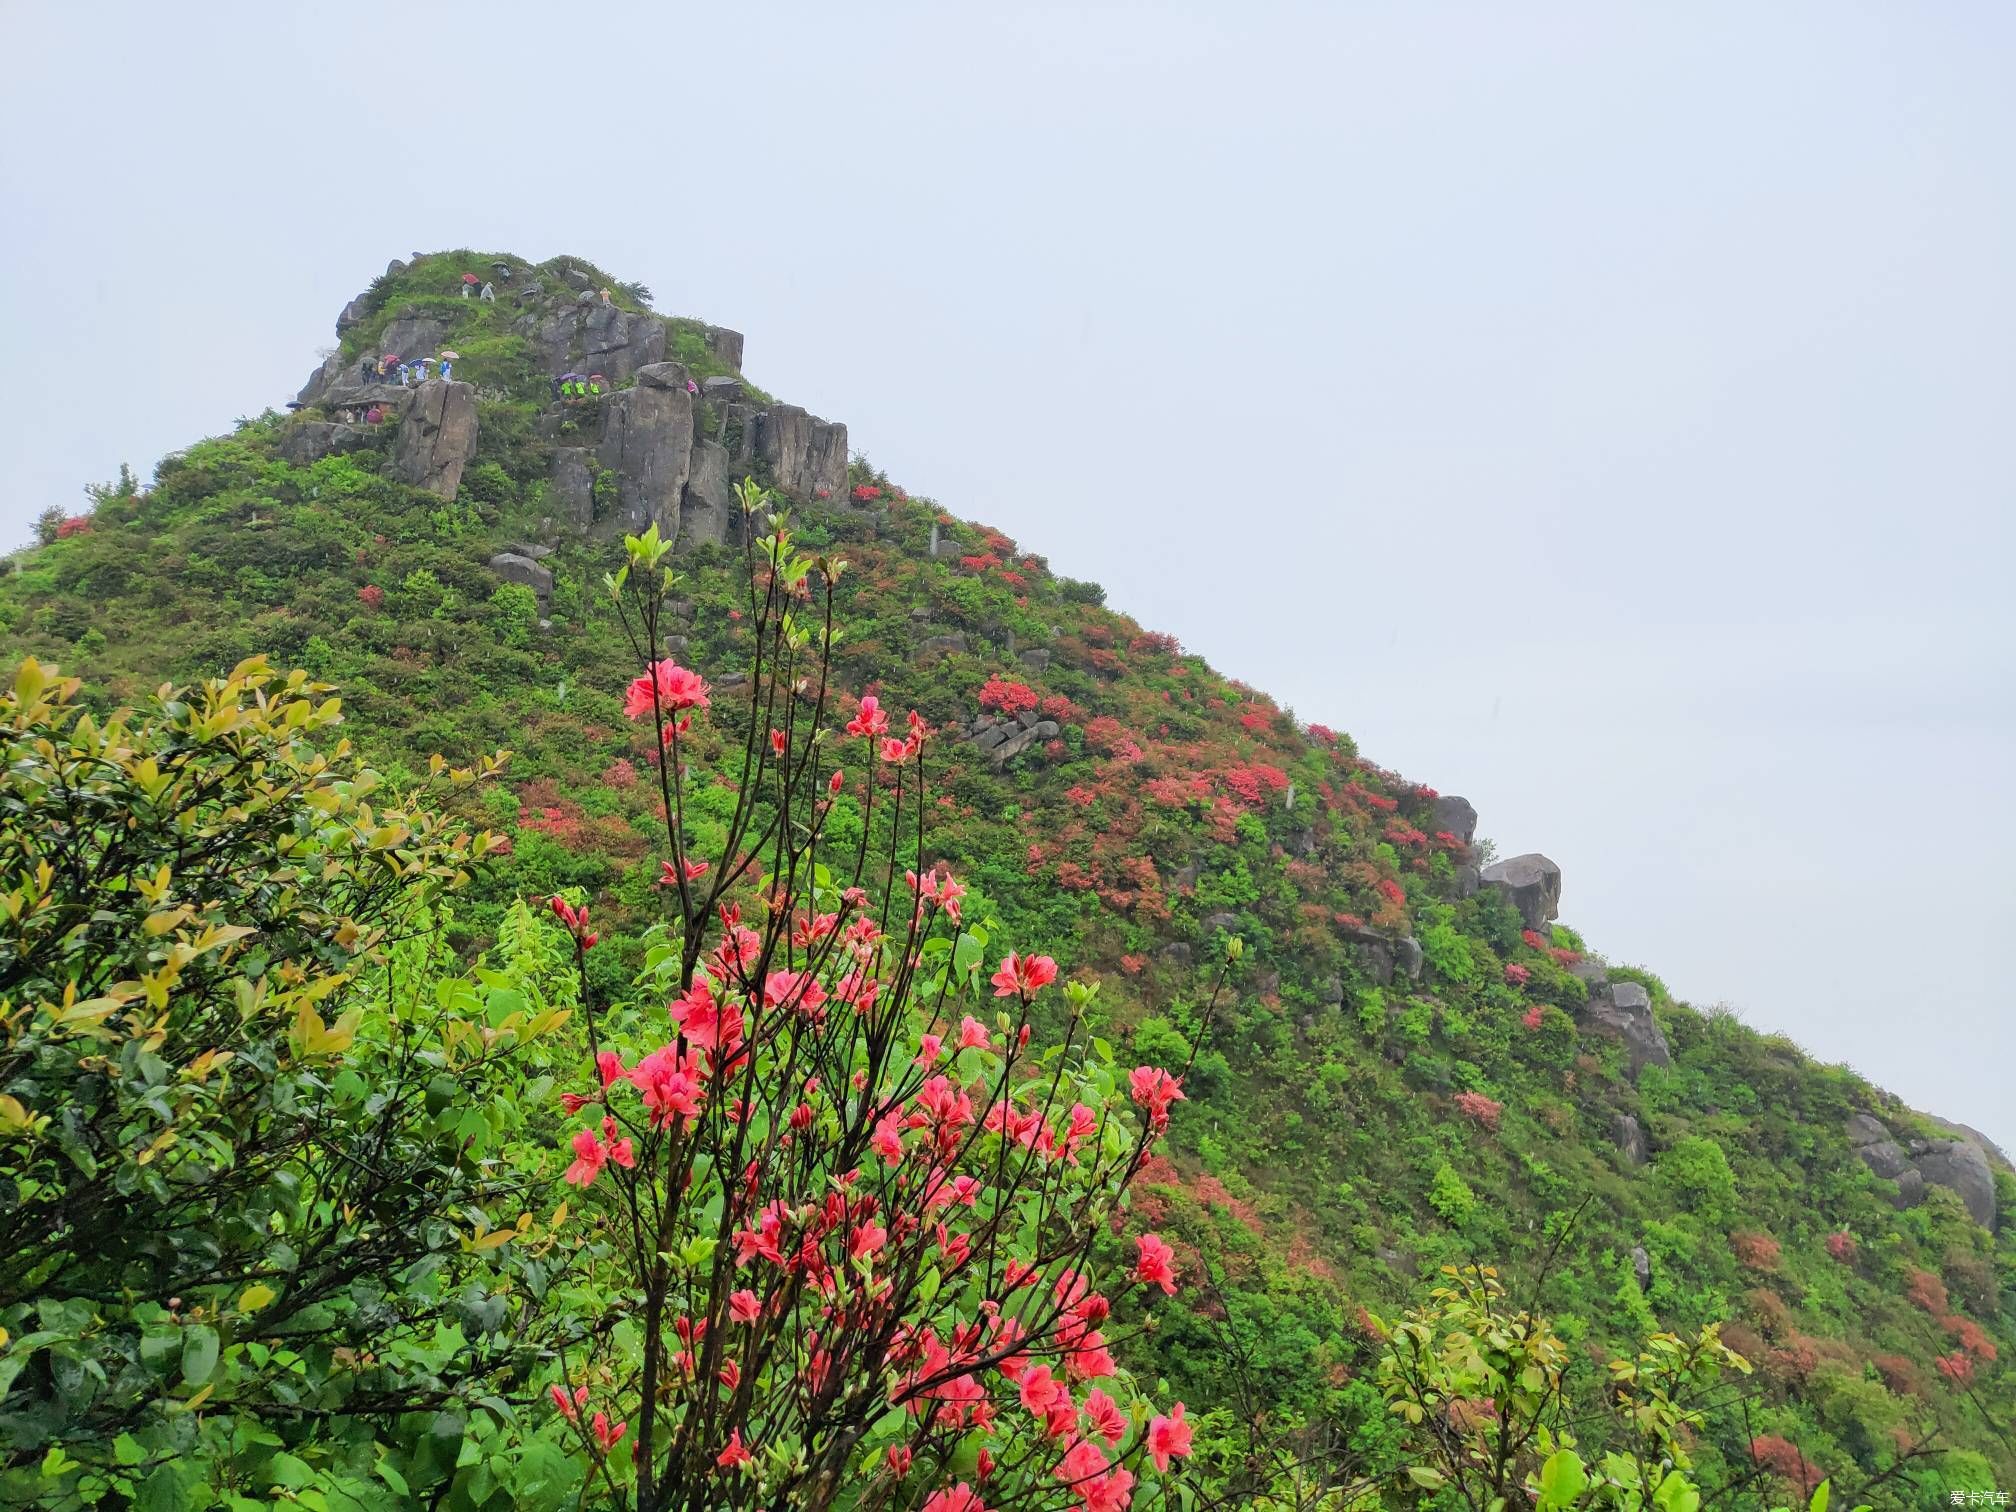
[1134,1233,1179,1295]
[1146,1401,1193,1471]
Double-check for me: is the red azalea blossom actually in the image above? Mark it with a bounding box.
[990,952,1058,999]
[1147,1402,1193,1471]
[846,693,890,738]
[1134,1233,1179,1295]
[624,660,711,719]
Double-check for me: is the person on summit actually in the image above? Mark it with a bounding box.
[479,281,495,302]
[460,272,480,298]
[599,287,613,305]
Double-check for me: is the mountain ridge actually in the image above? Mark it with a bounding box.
[3,249,2010,1500]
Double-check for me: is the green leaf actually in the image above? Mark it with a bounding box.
[1406,1466,1447,1490]
[1807,1483,1830,1512]
[1653,1469,1701,1512]
[179,1325,219,1388]
[265,1452,314,1489]
[1538,1449,1589,1508]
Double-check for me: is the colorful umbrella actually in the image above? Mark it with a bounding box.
[382,354,401,363]
[462,273,480,285]
[438,350,460,361]
[560,372,585,382]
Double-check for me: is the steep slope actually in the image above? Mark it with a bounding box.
[3,251,2010,1501]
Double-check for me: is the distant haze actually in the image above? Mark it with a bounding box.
[3,4,2010,1148]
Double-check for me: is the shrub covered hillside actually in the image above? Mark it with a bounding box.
[2,250,2011,1505]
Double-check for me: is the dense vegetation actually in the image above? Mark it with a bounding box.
[0,251,2008,1507]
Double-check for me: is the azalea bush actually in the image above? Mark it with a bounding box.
[0,657,580,1505]
[541,487,1222,1510]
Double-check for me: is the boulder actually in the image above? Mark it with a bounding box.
[700,375,744,404]
[552,448,597,528]
[1429,795,1479,846]
[1929,1116,2012,1169]
[385,258,408,278]
[916,634,968,660]
[930,538,965,559]
[503,541,554,560]
[680,438,736,548]
[1453,864,1481,899]
[756,404,848,501]
[1480,853,1562,931]
[1159,941,1193,968]
[1612,1113,1649,1167]
[278,422,371,467]
[1570,960,1610,988]
[595,364,695,534]
[989,725,1047,765]
[337,296,370,330]
[1200,912,1241,935]
[1911,1140,1998,1229]
[1631,1245,1652,1292]
[391,380,479,499]
[973,725,1009,752]
[488,552,553,606]
[1359,941,1396,986]
[1018,648,1052,673]
[705,326,745,370]
[1582,981,1671,1076]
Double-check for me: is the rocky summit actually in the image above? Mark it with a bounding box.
[3,249,2011,1506]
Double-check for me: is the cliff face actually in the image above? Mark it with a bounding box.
[6,250,2011,1493]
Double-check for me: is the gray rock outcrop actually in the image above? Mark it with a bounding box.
[1847,1114,1998,1229]
[594,363,695,533]
[681,439,737,548]
[1612,1113,1649,1167]
[278,422,371,467]
[1428,795,1478,846]
[378,312,448,366]
[756,404,848,500]
[551,448,597,528]
[704,326,744,370]
[392,379,479,499]
[1582,981,1671,1076]
[1914,1142,1997,1230]
[519,302,667,382]
[488,552,553,607]
[1393,936,1425,982]
[1481,853,1562,931]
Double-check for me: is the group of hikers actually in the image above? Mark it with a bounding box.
[459,273,497,301]
[362,352,457,386]
[550,371,702,401]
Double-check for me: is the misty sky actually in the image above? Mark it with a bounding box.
[2,4,2011,1150]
